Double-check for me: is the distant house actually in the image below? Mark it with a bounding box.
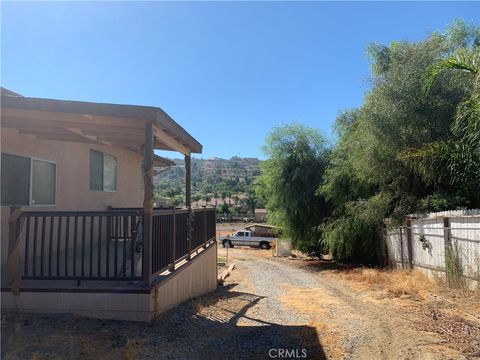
[1,88,217,321]
[254,208,267,222]
[244,223,279,236]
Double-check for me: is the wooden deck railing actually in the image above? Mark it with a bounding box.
[16,210,143,281]
[150,207,216,277]
[8,207,216,286]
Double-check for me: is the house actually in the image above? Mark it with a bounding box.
[244,223,279,237]
[0,88,217,321]
[244,224,291,257]
[254,208,267,222]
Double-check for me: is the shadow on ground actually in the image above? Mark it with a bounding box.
[295,257,370,276]
[1,283,325,359]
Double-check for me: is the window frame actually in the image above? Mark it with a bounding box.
[89,149,118,193]
[30,157,57,207]
[1,153,57,207]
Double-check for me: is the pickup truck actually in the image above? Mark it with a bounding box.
[220,230,276,250]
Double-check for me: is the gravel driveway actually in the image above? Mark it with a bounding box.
[1,247,474,359]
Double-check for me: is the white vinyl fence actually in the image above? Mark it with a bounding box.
[385,211,480,288]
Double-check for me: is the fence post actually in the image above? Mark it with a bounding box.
[406,219,414,270]
[380,221,387,266]
[399,226,405,269]
[171,207,176,271]
[443,217,452,286]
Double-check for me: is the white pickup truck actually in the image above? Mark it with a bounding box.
[220,230,276,250]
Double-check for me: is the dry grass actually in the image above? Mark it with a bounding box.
[338,268,440,299]
[280,284,348,359]
[281,285,337,314]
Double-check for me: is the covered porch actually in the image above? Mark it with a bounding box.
[1,91,217,320]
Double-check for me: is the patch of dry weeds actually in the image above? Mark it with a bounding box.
[280,284,347,359]
[338,268,440,300]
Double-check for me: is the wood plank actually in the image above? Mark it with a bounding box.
[2,108,147,129]
[2,116,144,133]
[143,122,154,285]
[4,116,176,151]
[64,127,111,145]
[81,128,145,137]
[35,133,98,144]
[219,263,235,281]
[153,116,191,155]
[155,109,202,153]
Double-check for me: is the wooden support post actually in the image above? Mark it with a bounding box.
[406,219,414,270]
[7,206,23,295]
[185,155,192,259]
[185,155,191,208]
[142,122,154,285]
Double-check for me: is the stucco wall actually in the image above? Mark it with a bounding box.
[1,128,145,266]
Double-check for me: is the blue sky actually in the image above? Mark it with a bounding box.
[1,2,478,159]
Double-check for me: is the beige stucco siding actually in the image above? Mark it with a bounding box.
[1,128,145,266]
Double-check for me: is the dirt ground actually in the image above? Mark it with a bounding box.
[2,246,479,359]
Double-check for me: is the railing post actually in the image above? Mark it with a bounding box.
[171,207,176,271]
[187,210,193,260]
[185,155,193,260]
[142,122,154,285]
[7,206,23,295]
[204,207,207,248]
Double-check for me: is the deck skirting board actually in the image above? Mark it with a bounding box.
[1,242,218,321]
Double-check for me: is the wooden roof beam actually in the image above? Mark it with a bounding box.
[1,108,146,129]
[1,116,144,134]
[152,123,191,155]
[64,127,111,146]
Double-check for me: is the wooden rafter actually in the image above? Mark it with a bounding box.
[153,123,190,155]
[64,127,111,146]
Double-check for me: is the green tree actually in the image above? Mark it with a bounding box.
[320,21,479,264]
[256,124,331,256]
[401,46,480,190]
[244,190,257,215]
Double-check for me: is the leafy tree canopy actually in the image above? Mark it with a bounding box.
[255,124,331,256]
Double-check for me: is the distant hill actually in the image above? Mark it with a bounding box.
[154,157,263,207]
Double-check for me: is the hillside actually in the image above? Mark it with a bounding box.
[154,157,262,208]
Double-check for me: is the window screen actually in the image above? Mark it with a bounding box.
[31,160,56,205]
[90,150,117,191]
[103,153,117,191]
[1,153,30,205]
[90,150,104,191]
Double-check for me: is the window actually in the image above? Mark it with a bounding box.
[237,232,244,237]
[31,159,56,205]
[1,153,56,206]
[90,150,117,191]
